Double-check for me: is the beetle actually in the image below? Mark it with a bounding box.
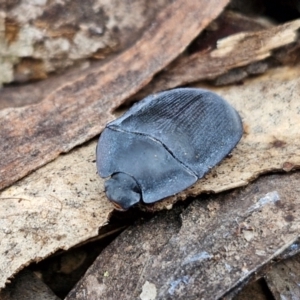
[96,88,243,210]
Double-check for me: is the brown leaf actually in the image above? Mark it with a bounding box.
[0,0,230,192]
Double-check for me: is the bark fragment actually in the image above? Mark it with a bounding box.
[264,254,300,300]
[66,172,300,300]
[134,19,300,101]
[0,0,171,85]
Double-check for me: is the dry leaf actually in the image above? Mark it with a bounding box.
[0,140,113,289]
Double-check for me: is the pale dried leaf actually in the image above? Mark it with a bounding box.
[0,140,113,289]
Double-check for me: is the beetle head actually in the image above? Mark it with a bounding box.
[105,173,141,210]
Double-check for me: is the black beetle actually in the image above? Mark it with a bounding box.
[97,88,243,210]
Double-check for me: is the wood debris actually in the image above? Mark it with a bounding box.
[133,19,300,100]
[66,172,300,299]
